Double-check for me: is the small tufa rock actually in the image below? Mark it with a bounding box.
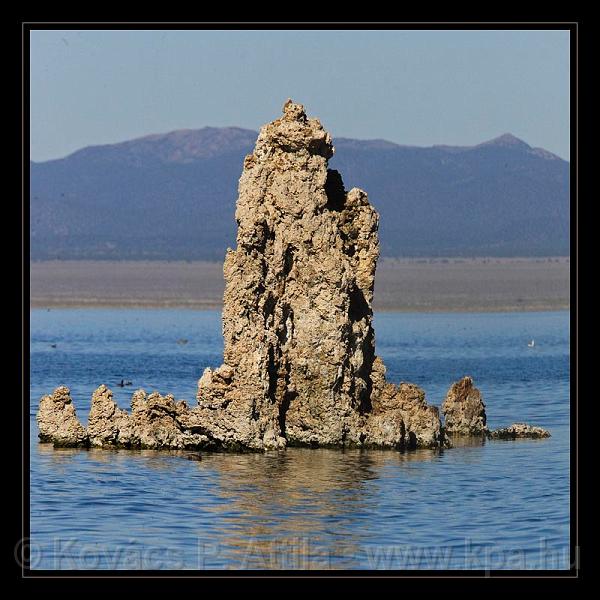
[489,423,551,440]
[36,386,88,447]
[441,378,551,440]
[442,376,488,436]
[128,389,210,450]
[395,383,447,449]
[87,386,212,450]
[87,384,131,447]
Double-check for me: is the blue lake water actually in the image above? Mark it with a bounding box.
[29,309,570,570]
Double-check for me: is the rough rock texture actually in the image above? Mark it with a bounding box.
[36,386,88,447]
[394,383,445,448]
[196,99,443,450]
[488,423,551,439]
[87,385,132,447]
[36,101,548,452]
[442,376,488,436]
[440,377,550,440]
[86,385,212,449]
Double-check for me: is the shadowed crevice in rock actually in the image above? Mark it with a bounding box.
[325,169,346,212]
[348,284,375,415]
[37,100,550,452]
[348,285,369,323]
[278,361,295,439]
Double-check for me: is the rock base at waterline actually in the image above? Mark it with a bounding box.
[37,377,549,451]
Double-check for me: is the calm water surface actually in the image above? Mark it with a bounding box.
[30,309,570,570]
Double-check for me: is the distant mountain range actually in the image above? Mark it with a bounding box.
[30,127,570,260]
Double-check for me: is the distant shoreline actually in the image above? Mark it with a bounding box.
[30,302,570,313]
[29,258,570,313]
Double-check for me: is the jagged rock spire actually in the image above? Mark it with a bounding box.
[197,99,441,449]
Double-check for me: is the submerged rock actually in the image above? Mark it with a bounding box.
[489,423,551,439]
[36,100,547,453]
[36,386,88,447]
[442,376,488,436]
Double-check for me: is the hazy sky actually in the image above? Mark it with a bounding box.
[29,29,571,162]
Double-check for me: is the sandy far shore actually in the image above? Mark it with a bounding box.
[29,258,570,313]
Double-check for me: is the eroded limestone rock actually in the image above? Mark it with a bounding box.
[441,377,550,441]
[87,384,132,447]
[196,99,442,450]
[36,386,88,447]
[86,385,211,449]
[488,423,551,439]
[36,100,548,453]
[442,376,488,436]
[395,383,446,448]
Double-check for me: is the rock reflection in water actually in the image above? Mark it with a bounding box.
[193,448,441,569]
[37,443,198,469]
[34,443,443,569]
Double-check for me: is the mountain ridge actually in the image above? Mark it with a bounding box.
[30,127,570,260]
[31,128,567,164]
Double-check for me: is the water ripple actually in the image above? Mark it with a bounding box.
[30,309,570,570]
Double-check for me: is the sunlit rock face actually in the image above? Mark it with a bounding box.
[442,376,488,437]
[37,386,88,447]
[196,99,444,450]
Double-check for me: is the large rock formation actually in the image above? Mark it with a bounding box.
[195,99,443,450]
[36,100,549,452]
